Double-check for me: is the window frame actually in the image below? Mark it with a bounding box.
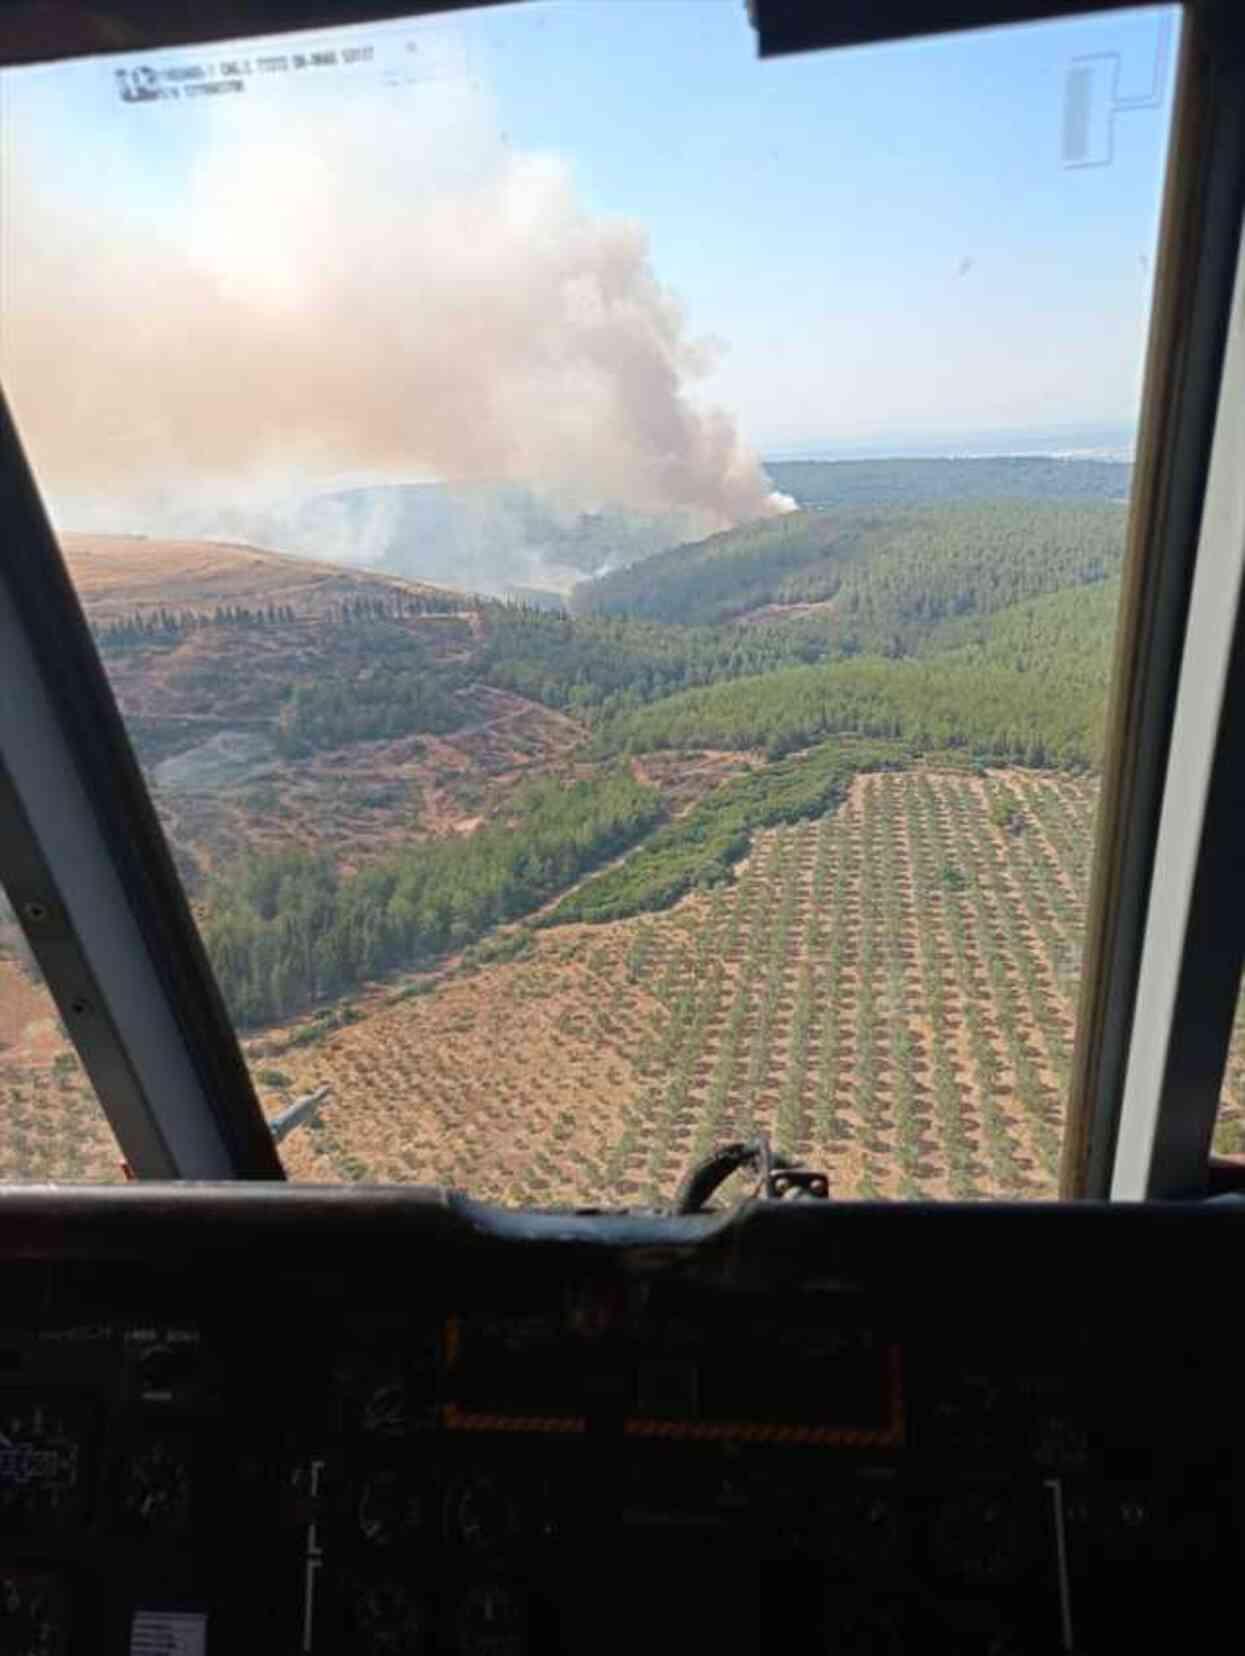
[0,0,1240,1193]
[0,395,284,1178]
[1059,3,1245,1196]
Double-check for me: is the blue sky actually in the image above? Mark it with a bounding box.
[2,1,1177,493]
[469,1,1177,451]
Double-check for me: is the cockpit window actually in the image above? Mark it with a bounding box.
[0,3,1179,1198]
[1213,980,1245,1163]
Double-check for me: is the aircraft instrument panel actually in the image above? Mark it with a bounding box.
[0,1190,1238,1653]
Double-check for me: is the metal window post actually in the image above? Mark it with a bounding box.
[1110,212,1245,1198]
[0,394,284,1179]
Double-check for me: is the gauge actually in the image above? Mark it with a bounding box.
[454,1582,527,1656]
[927,1372,1008,1459]
[0,1399,84,1529]
[911,1595,1030,1656]
[1030,1408,1089,1471]
[1066,1485,1156,1566]
[357,1468,424,1549]
[115,1437,192,1534]
[444,1475,518,1552]
[0,1565,72,1656]
[927,1493,1030,1586]
[126,1330,202,1403]
[337,1341,438,1438]
[823,1592,905,1656]
[344,1577,427,1656]
[820,1489,903,1573]
[362,1380,412,1438]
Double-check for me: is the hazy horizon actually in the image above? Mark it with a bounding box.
[2,1,1171,552]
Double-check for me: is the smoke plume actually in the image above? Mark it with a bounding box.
[1,74,792,542]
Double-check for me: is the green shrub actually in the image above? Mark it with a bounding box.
[548,739,907,926]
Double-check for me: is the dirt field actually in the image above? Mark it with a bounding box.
[5,767,1244,1193]
[260,768,1096,1202]
[255,767,1245,1202]
[0,959,126,1182]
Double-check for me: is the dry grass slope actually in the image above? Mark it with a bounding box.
[60,533,459,620]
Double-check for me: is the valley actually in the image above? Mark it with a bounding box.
[3,459,1242,1197]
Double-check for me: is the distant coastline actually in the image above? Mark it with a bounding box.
[760,423,1136,466]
